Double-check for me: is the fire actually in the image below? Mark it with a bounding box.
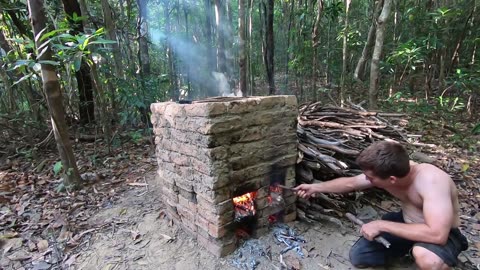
[233,192,256,220]
[269,185,282,193]
[268,185,284,205]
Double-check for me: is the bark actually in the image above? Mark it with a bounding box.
[368,0,392,109]
[27,0,82,189]
[264,0,275,95]
[78,0,88,26]
[248,0,255,95]
[354,0,383,82]
[101,0,124,79]
[183,0,191,94]
[204,0,215,73]
[285,1,295,92]
[448,8,474,73]
[214,0,226,74]
[137,0,151,75]
[89,60,112,153]
[340,0,351,106]
[164,1,178,101]
[61,0,95,124]
[239,0,247,95]
[312,0,323,100]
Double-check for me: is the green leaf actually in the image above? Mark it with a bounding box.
[40,28,69,42]
[73,51,83,71]
[12,74,33,87]
[88,40,117,45]
[472,123,480,135]
[53,161,63,176]
[38,60,60,66]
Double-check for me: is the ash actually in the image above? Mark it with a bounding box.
[230,239,271,270]
[230,223,307,270]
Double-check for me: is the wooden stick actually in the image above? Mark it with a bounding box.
[345,213,391,248]
[276,184,294,190]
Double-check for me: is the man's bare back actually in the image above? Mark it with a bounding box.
[381,163,461,228]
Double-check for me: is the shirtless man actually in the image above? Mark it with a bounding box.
[294,141,468,270]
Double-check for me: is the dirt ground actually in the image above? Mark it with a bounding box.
[70,171,473,270]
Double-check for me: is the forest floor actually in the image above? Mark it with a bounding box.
[0,102,479,270]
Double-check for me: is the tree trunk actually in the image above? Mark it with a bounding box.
[215,0,227,75]
[164,1,179,101]
[61,0,95,124]
[285,0,295,93]
[248,0,255,95]
[204,0,215,74]
[239,0,247,96]
[311,0,323,100]
[183,0,191,95]
[354,0,383,82]
[137,0,151,75]
[264,0,275,95]
[136,0,150,124]
[27,0,82,189]
[368,0,392,109]
[101,0,123,80]
[340,0,351,106]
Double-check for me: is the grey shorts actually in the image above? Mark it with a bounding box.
[349,211,469,267]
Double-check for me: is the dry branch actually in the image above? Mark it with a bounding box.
[296,103,411,221]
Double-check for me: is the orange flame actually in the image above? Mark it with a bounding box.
[233,192,256,215]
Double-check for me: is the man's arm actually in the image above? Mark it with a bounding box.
[294,174,373,198]
[363,178,453,245]
[313,174,373,193]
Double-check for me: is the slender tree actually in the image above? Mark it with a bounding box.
[27,0,82,189]
[239,0,247,95]
[264,0,275,94]
[62,0,95,124]
[354,0,383,82]
[369,0,393,109]
[340,0,351,106]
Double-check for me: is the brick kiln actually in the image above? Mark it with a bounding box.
[150,96,298,257]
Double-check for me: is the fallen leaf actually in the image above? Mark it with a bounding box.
[3,238,23,252]
[283,253,301,270]
[64,254,78,267]
[32,260,51,270]
[37,240,49,253]
[7,250,31,261]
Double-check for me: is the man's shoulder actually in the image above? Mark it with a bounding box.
[415,163,448,175]
[414,163,452,188]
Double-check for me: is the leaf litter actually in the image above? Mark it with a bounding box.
[0,136,155,269]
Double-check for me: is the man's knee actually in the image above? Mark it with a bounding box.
[349,241,374,268]
[349,244,366,268]
[412,246,450,270]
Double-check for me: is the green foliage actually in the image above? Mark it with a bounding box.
[129,130,143,144]
[53,161,63,176]
[472,123,480,135]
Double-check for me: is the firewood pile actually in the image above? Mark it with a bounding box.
[295,102,409,225]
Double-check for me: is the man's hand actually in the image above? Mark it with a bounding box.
[360,220,383,241]
[293,184,317,199]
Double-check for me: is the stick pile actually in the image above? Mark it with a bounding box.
[296,102,409,223]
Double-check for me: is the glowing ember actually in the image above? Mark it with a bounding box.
[233,192,256,220]
[268,185,284,206]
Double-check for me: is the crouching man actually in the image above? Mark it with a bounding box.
[294,141,468,270]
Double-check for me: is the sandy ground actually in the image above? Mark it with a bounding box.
[74,172,474,270]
